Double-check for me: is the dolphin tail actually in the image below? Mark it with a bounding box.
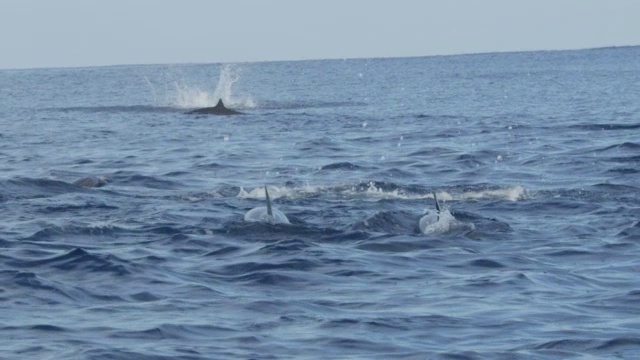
[265,185,274,221]
[432,191,441,213]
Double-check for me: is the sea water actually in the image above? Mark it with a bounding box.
[1,47,639,359]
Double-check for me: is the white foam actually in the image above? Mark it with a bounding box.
[174,83,216,108]
[215,65,254,108]
[238,186,290,200]
[420,209,456,235]
[236,183,526,202]
[356,181,422,200]
[459,186,526,201]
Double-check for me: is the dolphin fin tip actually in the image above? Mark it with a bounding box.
[265,185,273,218]
[432,191,441,213]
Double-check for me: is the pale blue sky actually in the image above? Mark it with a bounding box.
[1,0,639,69]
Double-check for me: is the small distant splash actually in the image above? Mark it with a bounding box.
[173,64,254,109]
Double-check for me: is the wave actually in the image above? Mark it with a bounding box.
[236,182,527,202]
[351,210,419,233]
[0,177,80,200]
[248,99,367,110]
[0,268,125,306]
[48,105,183,114]
[33,201,117,214]
[618,221,640,238]
[109,323,236,341]
[9,248,130,275]
[108,172,184,190]
[25,222,126,242]
[320,162,368,171]
[466,258,507,268]
[0,323,69,333]
[46,99,368,115]
[524,336,640,355]
[570,123,640,131]
[1,270,75,303]
[593,142,640,152]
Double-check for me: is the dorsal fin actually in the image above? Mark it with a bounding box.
[215,99,225,108]
[265,185,274,221]
[433,191,441,213]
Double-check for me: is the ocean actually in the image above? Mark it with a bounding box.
[1,46,639,359]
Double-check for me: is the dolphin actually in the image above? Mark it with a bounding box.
[419,191,446,234]
[187,99,242,115]
[244,186,290,224]
[419,191,476,234]
[73,176,107,188]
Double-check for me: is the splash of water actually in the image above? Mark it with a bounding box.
[420,209,476,235]
[174,83,216,108]
[173,64,254,109]
[236,183,526,202]
[459,186,526,201]
[238,186,288,200]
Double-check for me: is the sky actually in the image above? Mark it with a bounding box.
[1,0,639,69]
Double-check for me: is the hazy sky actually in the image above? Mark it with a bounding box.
[1,0,639,69]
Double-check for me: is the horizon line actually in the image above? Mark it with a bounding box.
[1,44,637,72]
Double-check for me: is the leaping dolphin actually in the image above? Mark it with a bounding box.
[187,99,242,115]
[244,186,290,224]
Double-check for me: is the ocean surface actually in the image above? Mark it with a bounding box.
[1,46,639,359]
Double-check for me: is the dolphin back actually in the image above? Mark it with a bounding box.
[243,186,290,225]
[186,99,242,115]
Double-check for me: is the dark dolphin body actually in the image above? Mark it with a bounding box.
[244,186,290,225]
[187,99,243,115]
[74,176,107,188]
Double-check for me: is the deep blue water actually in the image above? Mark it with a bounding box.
[1,47,640,359]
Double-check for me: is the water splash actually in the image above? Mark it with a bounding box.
[173,64,254,109]
[235,183,526,202]
[215,65,254,108]
[238,186,288,200]
[420,209,476,235]
[459,185,526,201]
[173,83,216,108]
